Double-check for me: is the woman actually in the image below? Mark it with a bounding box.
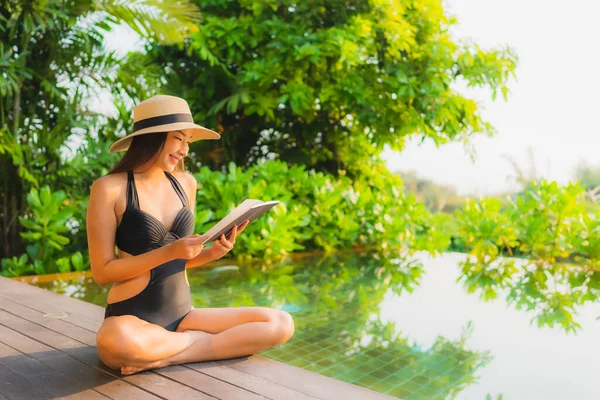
[86,95,294,375]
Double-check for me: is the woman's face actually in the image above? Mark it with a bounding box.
[158,130,191,170]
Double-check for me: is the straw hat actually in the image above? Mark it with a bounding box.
[109,94,221,153]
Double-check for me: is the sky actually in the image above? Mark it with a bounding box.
[382,0,600,194]
[104,0,600,195]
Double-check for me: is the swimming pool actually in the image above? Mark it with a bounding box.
[24,251,600,399]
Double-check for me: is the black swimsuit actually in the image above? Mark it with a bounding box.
[104,170,195,331]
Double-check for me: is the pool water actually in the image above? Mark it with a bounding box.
[26,251,600,399]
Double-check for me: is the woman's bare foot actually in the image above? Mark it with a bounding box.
[119,330,213,375]
[120,359,169,375]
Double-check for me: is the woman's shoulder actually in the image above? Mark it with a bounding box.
[172,170,197,189]
[171,171,197,206]
[90,172,128,200]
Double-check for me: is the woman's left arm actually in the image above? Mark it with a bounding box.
[180,172,249,269]
[184,223,248,268]
[180,172,215,269]
[185,246,218,269]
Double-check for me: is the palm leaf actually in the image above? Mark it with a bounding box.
[96,0,202,45]
[209,89,251,116]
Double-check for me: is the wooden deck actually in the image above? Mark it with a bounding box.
[0,276,395,399]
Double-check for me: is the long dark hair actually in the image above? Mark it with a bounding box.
[108,131,185,175]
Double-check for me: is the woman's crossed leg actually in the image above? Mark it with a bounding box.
[96,306,295,375]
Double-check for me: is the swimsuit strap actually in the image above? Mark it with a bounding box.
[164,171,190,208]
[126,170,140,210]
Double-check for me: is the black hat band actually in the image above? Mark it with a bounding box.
[133,113,193,132]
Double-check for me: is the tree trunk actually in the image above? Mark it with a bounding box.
[320,128,341,176]
[1,155,7,258]
[1,156,23,259]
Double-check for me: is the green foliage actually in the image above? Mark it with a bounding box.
[1,254,34,277]
[195,161,310,259]
[576,202,600,266]
[98,0,202,45]
[0,0,196,259]
[0,185,88,277]
[0,0,203,260]
[2,159,451,276]
[454,180,600,332]
[19,186,73,256]
[513,181,586,260]
[138,0,517,176]
[454,197,519,301]
[456,198,519,260]
[194,160,451,260]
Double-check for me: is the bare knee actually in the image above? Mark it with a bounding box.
[96,316,146,368]
[267,310,294,346]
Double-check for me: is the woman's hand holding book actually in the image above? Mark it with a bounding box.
[208,219,250,260]
[167,234,205,260]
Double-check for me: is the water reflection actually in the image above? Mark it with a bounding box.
[187,251,492,398]
[457,256,600,333]
[31,251,491,399]
[24,273,110,305]
[26,251,600,398]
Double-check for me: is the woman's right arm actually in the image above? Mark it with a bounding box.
[85,176,172,286]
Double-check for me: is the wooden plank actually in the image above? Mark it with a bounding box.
[124,371,215,400]
[0,299,241,399]
[220,357,396,400]
[0,282,104,319]
[0,280,309,399]
[187,361,319,400]
[0,276,104,320]
[0,306,222,399]
[0,295,257,399]
[0,315,160,399]
[154,365,266,400]
[0,281,102,332]
[56,390,110,400]
[0,364,52,400]
[18,371,109,400]
[0,297,130,378]
[0,290,311,400]
[0,322,110,389]
[40,353,161,400]
[0,296,117,376]
[0,309,90,355]
[0,296,98,346]
[0,323,58,361]
[0,341,108,399]
[0,277,393,400]
[0,340,55,375]
[5,303,269,400]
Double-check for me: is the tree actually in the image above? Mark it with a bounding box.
[398,170,466,213]
[0,0,202,258]
[502,146,539,192]
[574,162,600,200]
[133,0,517,176]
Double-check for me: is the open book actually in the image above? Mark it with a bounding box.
[199,199,280,244]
